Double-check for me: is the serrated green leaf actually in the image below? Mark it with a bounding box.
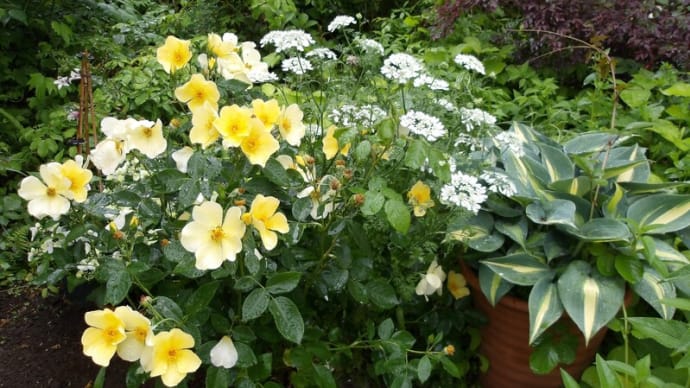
[185,280,220,315]
[367,279,399,309]
[385,199,411,234]
[266,272,301,294]
[262,157,291,186]
[661,82,690,97]
[242,288,269,321]
[269,296,304,344]
[404,138,426,169]
[361,190,385,216]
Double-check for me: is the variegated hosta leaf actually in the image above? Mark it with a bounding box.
[567,218,632,242]
[495,218,528,248]
[632,266,677,319]
[528,278,563,344]
[526,199,578,230]
[635,238,690,265]
[563,132,627,155]
[604,183,625,217]
[502,151,547,199]
[446,212,504,252]
[618,181,690,194]
[539,143,574,183]
[627,194,690,234]
[481,253,552,286]
[478,264,513,306]
[549,176,592,197]
[608,144,649,183]
[557,261,625,345]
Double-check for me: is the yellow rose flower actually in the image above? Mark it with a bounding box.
[180,201,246,270]
[251,98,281,129]
[174,73,220,113]
[156,35,192,74]
[322,125,350,160]
[278,103,306,146]
[18,162,72,220]
[407,180,434,217]
[60,158,92,203]
[81,308,126,366]
[447,270,470,300]
[140,328,202,387]
[243,194,289,250]
[240,118,280,167]
[190,101,220,148]
[207,32,237,60]
[127,119,167,158]
[113,306,153,362]
[214,104,253,148]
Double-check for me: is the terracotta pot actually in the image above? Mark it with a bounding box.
[461,261,609,387]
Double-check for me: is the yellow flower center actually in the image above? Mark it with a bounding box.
[173,52,184,64]
[46,187,57,197]
[282,118,292,131]
[105,327,120,343]
[167,348,178,361]
[244,138,258,152]
[241,213,252,225]
[210,226,225,241]
[134,327,147,341]
[143,127,153,138]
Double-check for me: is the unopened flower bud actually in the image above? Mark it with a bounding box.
[353,193,365,206]
[237,187,246,194]
[443,344,455,356]
[170,118,181,128]
[304,155,315,165]
[335,159,346,167]
[234,199,246,207]
[329,178,341,191]
[113,230,124,240]
[346,55,360,66]
[343,169,353,180]
[130,216,139,227]
[160,238,170,247]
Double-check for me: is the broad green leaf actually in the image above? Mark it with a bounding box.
[661,82,690,97]
[313,363,337,388]
[367,279,399,309]
[595,354,622,388]
[481,253,552,286]
[631,267,676,319]
[495,218,528,248]
[528,278,563,344]
[354,140,372,162]
[417,356,432,383]
[262,157,291,186]
[361,190,385,216]
[614,255,644,283]
[563,132,622,154]
[627,194,690,234]
[569,218,631,242]
[627,317,687,349]
[378,318,394,340]
[185,280,220,315]
[478,264,513,306]
[539,143,574,182]
[404,138,426,169]
[266,272,301,294]
[235,341,258,367]
[268,296,304,344]
[557,261,625,344]
[100,259,131,305]
[638,238,689,264]
[660,297,690,311]
[620,86,651,108]
[242,288,269,321]
[549,176,592,197]
[385,199,411,234]
[560,369,581,388]
[206,366,232,388]
[619,181,690,194]
[440,356,461,378]
[526,199,578,229]
[291,197,312,221]
[152,296,184,321]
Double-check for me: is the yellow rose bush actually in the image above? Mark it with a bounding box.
[19,16,518,386]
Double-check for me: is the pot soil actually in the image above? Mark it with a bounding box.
[461,262,609,387]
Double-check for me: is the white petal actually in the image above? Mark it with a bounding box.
[210,336,238,368]
[192,201,223,227]
[195,241,224,270]
[180,222,212,252]
[172,147,194,173]
[18,176,47,201]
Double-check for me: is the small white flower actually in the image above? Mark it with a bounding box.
[210,336,239,369]
[329,104,386,128]
[439,171,487,214]
[327,15,356,32]
[415,260,446,301]
[399,110,446,141]
[413,74,449,91]
[381,53,424,84]
[172,146,194,173]
[454,54,485,75]
[54,76,71,89]
[247,68,279,83]
[260,30,315,53]
[281,57,313,75]
[435,98,456,112]
[356,38,384,55]
[459,107,496,131]
[494,131,525,157]
[480,171,517,197]
[306,48,337,61]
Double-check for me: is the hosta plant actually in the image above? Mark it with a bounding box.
[453,122,690,373]
[16,16,517,387]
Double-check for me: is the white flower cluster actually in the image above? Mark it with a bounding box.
[453,133,480,150]
[306,48,337,61]
[480,171,517,197]
[459,107,497,131]
[54,68,81,89]
[355,38,384,55]
[454,54,485,75]
[380,53,424,84]
[494,131,525,157]
[327,15,356,32]
[329,104,386,128]
[435,98,456,112]
[247,68,279,83]
[439,171,488,214]
[281,57,313,75]
[400,110,446,141]
[413,74,449,91]
[260,30,315,53]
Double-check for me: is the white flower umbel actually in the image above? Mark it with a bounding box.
[439,171,487,214]
[413,74,449,91]
[281,57,313,75]
[247,68,279,83]
[356,38,384,55]
[327,15,356,32]
[459,107,497,131]
[260,30,315,53]
[329,104,386,128]
[480,171,517,197]
[305,48,337,61]
[380,53,424,84]
[494,131,525,157]
[435,98,456,112]
[210,336,238,369]
[454,54,486,75]
[415,260,446,301]
[399,110,446,141]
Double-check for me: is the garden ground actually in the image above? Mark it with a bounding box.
[0,286,131,388]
